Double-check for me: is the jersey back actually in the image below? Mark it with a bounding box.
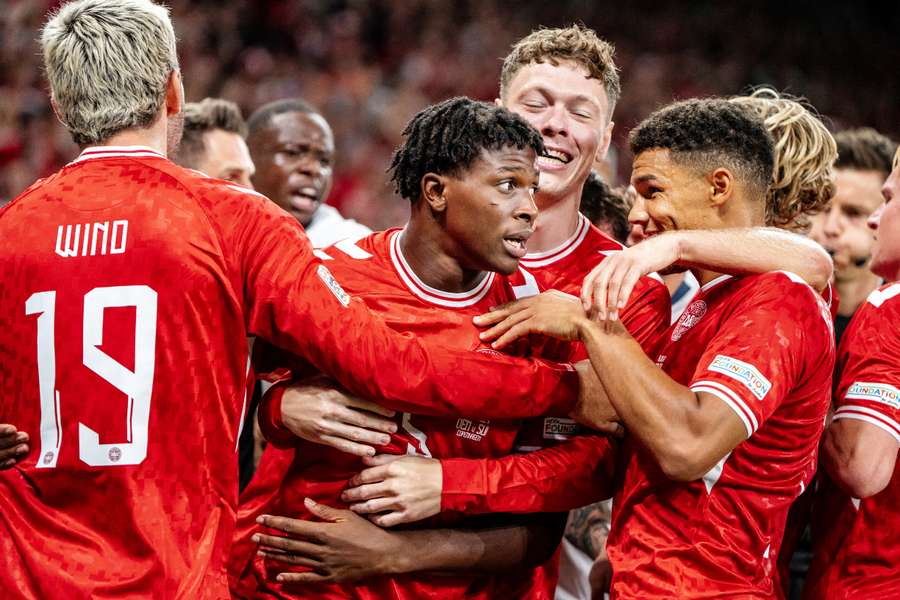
[0,147,275,599]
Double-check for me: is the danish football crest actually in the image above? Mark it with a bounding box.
[671,300,707,341]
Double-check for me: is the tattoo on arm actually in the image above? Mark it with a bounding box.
[564,499,612,559]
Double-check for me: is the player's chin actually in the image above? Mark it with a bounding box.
[489,252,520,276]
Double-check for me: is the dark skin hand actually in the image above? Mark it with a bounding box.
[254,498,565,584]
[0,425,29,469]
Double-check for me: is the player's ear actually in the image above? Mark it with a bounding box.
[494,97,503,108]
[708,167,733,208]
[421,173,448,213]
[165,69,184,117]
[596,121,614,162]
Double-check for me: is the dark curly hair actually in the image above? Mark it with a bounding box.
[389,97,545,202]
[579,172,631,243]
[629,98,774,200]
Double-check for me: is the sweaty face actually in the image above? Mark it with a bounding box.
[196,129,256,189]
[808,169,884,283]
[502,60,612,208]
[869,164,900,281]
[629,149,716,239]
[440,146,540,275]
[249,111,335,226]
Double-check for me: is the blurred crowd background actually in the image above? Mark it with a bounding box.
[2,0,898,229]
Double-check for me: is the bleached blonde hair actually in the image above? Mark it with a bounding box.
[730,88,837,232]
[42,0,179,145]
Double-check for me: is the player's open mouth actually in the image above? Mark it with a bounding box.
[289,187,320,212]
[503,233,530,258]
[536,148,573,170]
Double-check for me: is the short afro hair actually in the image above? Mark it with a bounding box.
[629,98,774,200]
[246,98,319,142]
[389,97,544,202]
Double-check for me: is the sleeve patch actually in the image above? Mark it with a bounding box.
[317,264,350,307]
[845,382,900,410]
[708,354,772,400]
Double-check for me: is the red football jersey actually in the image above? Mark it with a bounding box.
[236,229,571,600]
[804,283,900,600]
[439,215,670,515]
[0,148,579,599]
[606,271,834,599]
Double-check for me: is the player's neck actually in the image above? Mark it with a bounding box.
[837,271,882,316]
[527,192,581,253]
[399,222,488,294]
[693,268,728,289]
[92,124,167,155]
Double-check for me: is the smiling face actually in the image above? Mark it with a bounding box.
[249,111,335,226]
[629,149,721,238]
[869,162,900,282]
[431,146,540,275]
[501,60,612,208]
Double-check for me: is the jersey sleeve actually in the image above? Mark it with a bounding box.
[440,434,617,514]
[619,276,671,354]
[688,272,832,438]
[832,284,900,444]
[206,190,579,420]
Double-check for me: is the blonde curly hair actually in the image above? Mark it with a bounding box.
[730,88,837,232]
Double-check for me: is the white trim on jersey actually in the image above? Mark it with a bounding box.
[833,405,900,444]
[519,214,595,268]
[699,274,733,293]
[691,380,758,437]
[867,283,900,308]
[389,230,496,308]
[69,146,166,165]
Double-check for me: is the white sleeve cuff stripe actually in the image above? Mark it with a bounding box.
[835,405,900,436]
[692,384,754,438]
[833,410,900,445]
[693,379,759,432]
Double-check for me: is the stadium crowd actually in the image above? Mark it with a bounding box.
[1,1,899,600]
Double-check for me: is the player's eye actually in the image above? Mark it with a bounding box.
[498,180,515,193]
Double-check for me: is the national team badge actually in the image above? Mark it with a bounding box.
[671,300,707,341]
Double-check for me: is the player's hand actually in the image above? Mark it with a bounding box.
[572,361,623,437]
[0,424,29,469]
[254,498,404,583]
[341,454,442,527]
[280,377,398,457]
[588,549,613,600]
[475,290,589,349]
[581,232,682,321]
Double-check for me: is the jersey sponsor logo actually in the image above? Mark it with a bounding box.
[655,354,667,367]
[542,417,579,440]
[845,382,900,409]
[55,220,128,258]
[455,418,490,442]
[671,299,707,341]
[316,265,350,307]
[708,354,771,400]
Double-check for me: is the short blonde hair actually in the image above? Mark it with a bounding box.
[730,88,837,231]
[500,24,620,118]
[42,0,179,145]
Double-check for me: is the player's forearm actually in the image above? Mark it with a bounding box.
[387,514,566,574]
[441,435,616,514]
[673,228,832,292]
[577,321,718,481]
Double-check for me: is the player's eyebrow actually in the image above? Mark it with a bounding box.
[633,174,661,185]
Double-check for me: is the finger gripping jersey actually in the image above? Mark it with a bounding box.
[607,272,834,599]
[805,283,900,600]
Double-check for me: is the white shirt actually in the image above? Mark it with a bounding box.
[305,204,371,248]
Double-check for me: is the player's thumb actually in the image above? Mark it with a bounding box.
[304,497,342,522]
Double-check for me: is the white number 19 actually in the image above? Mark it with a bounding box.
[25,285,158,468]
